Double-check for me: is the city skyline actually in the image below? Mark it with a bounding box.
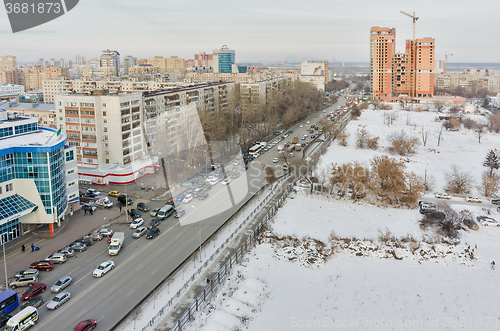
[0,0,499,63]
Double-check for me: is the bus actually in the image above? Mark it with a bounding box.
[4,306,38,331]
[0,290,18,317]
[248,144,263,155]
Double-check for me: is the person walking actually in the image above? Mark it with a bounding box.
[21,244,25,252]
[90,208,93,215]
[492,261,496,270]
[119,205,122,212]
[84,207,87,216]
[31,243,34,252]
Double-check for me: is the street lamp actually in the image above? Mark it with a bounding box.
[424,163,429,191]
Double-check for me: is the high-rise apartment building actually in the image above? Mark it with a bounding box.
[370,27,435,101]
[0,56,17,68]
[75,55,86,65]
[122,55,138,74]
[100,49,120,75]
[18,67,69,91]
[146,56,185,72]
[213,46,235,73]
[0,69,19,85]
[370,27,396,102]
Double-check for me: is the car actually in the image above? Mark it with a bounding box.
[202,184,212,192]
[19,296,44,310]
[130,218,144,229]
[88,232,103,241]
[299,124,303,128]
[198,192,209,200]
[192,188,202,198]
[51,275,73,293]
[87,189,100,196]
[76,237,94,246]
[180,181,191,187]
[30,261,54,271]
[44,253,67,264]
[241,165,248,171]
[14,269,39,278]
[463,218,479,230]
[477,216,500,227]
[47,291,71,310]
[311,135,316,139]
[56,247,75,257]
[272,158,279,163]
[301,136,306,140]
[306,120,310,124]
[82,203,97,212]
[21,283,46,300]
[435,193,451,199]
[66,242,87,252]
[174,209,186,218]
[221,178,231,186]
[98,228,114,237]
[175,193,186,202]
[209,178,219,186]
[86,193,98,199]
[230,172,240,179]
[491,199,500,205]
[108,191,121,197]
[146,228,160,239]
[93,261,115,277]
[183,194,193,203]
[147,219,160,229]
[136,202,149,212]
[466,196,482,203]
[117,195,133,205]
[132,226,147,238]
[73,319,97,331]
[128,209,141,219]
[150,208,159,217]
[186,186,197,194]
[9,275,38,289]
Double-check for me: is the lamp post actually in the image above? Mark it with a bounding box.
[424,163,429,191]
[2,235,7,289]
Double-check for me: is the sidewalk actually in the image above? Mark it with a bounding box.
[0,206,124,290]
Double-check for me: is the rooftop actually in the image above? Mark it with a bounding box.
[0,126,66,153]
[0,100,55,112]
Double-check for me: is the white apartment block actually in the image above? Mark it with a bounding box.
[0,83,24,94]
[183,72,288,84]
[240,77,291,113]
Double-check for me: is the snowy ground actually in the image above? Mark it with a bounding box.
[181,105,500,331]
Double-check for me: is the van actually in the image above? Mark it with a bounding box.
[9,275,38,289]
[5,306,38,331]
[157,205,174,220]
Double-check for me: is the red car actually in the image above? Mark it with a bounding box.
[73,319,97,331]
[30,261,54,271]
[166,200,175,206]
[21,283,46,300]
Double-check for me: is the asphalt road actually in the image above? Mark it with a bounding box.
[19,98,349,331]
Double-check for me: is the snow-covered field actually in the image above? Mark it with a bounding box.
[182,106,500,331]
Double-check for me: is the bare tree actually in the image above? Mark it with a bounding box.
[384,112,397,126]
[476,124,487,143]
[264,166,278,189]
[461,118,477,130]
[437,127,443,146]
[481,173,500,197]
[421,126,429,147]
[336,130,349,146]
[433,100,445,112]
[131,306,143,329]
[445,165,473,194]
[371,155,407,205]
[356,128,369,149]
[488,114,500,133]
[387,130,420,156]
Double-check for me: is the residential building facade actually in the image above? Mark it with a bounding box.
[370,27,396,102]
[0,56,17,68]
[0,100,56,128]
[100,49,120,75]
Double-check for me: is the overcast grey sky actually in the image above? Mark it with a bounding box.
[1,0,499,64]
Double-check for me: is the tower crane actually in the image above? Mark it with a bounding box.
[400,11,419,41]
[400,11,419,97]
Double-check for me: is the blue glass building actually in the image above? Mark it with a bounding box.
[213,45,235,74]
[0,109,78,242]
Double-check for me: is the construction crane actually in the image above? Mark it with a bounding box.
[400,11,419,41]
[400,11,419,98]
[443,52,453,73]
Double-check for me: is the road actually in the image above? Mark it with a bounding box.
[16,97,349,331]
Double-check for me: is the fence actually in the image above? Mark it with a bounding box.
[139,175,296,331]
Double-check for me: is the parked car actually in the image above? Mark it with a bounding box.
[198,192,209,200]
[44,253,67,264]
[132,227,147,238]
[130,218,144,229]
[202,184,212,192]
[435,192,451,199]
[477,216,500,227]
[56,247,75,257]
[117,195,133,205]
[73,319,97,331]
[21,283,46,300]
[47,291,71,310]
[463,218,479,230]
[87,189,100,196]
[491,199,500,205]
[82,203,97,212]
[146,228,160,239]
[98,228,114,237]
[209,178,219,186]
[9,275,38,289]
[175,193,186,202]
[183,194,193,203]
[51,275,73,293]
[108,191,121,197]
[466,196,482,203]
[14,269,39,278]
[88,232,103,241]
[174,209,186,218]
[66,242,86,252]
[76,237,93,246]
[128,209,141,219]
[93,261,115,277]
[19,296,44,310]
[147,219,160,230]
[30,261,54,271]
[137,202,149,212]
[166,200,175,206]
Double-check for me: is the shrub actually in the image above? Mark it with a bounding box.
[388,130,420,156]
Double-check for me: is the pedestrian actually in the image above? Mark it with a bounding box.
[21,244,25,252]
[119,205,122,212]
[492,261,496,270]
[90,208,93,215]
[84,207,87,216]
[31,243,34,252]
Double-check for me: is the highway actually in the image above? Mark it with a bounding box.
[18,96,349,331]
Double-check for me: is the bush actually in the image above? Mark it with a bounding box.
[388,130,420,156]
[367,137,379,150]
[336,130,349,146]
[445,165,472,194]
[461,118,477,129]
[419,205,464,239]
[443,118,461,131]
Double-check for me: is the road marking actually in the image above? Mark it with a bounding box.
[135,264,143,271]
[67,265,81,276]
[126,289,134,297]
[87,250,104,262]
[98,315,105,322]
[0,238,44,262]
[151,268,159,275]
[74,273,91,285]
[108,284,118,292]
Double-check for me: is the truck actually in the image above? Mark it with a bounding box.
[108,232,125,255]
[259,141,267,148]
[94,196,113,208]
[291,137,298,144]
[295,144,302,151]
[278,145,284,158]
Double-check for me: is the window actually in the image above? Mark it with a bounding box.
[65,150,74,161]
[102,103,106,107]
[6,183,13,192]
[67,169,74,175]
[103,127,108,132]
[68,181,75,187]
[0,187,2,194]
[103,111,107,117]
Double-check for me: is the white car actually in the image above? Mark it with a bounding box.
[209,178,219,185]
[306,120,310,124]
[466,196,482,203]
[299,124,303,128]
[221,178,231,186]
[435,193,451,199]
[478,217,500,227]
[206,175,217,182]
[93,261,115,277]
[183,194,193,203]
[47,292,71,310]
[130,218,144,229]
[272,158,279,163]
